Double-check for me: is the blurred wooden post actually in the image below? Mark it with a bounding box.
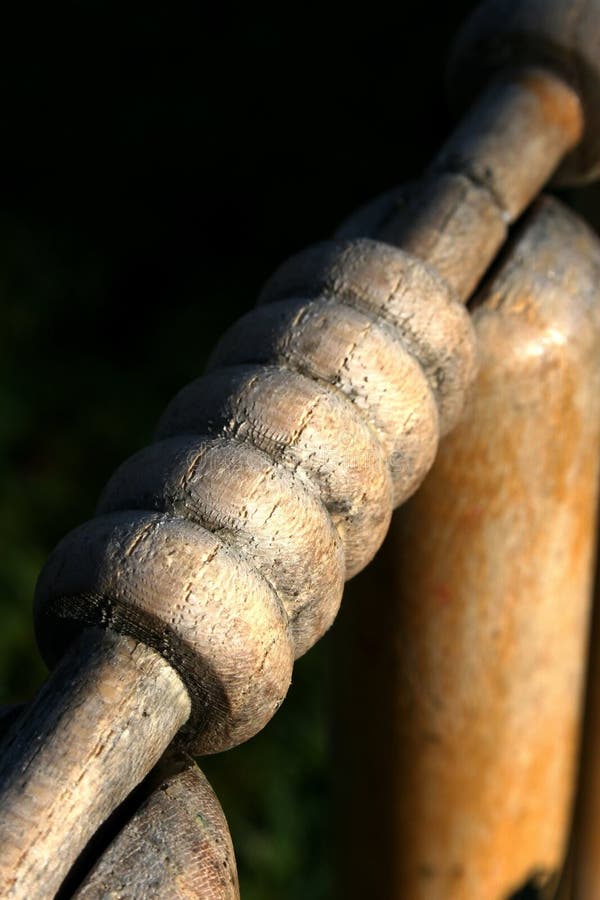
[333,198,600,900]
[560,564,600,899]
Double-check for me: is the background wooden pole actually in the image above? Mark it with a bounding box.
[333,197,600,900]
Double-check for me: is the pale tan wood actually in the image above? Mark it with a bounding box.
[157,364,395,579]
[74,752,239,900]
[339,68,583,301]
[333,197,600,900]
[337,173,508,304]
[0,705,239,899]
[0,627,191,900]
[258,238,476,436]
[208,296,439,506]
[26,213,464,893]
[35,511,295,755]
[98,436,345,659]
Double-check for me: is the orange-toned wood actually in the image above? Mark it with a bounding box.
[562,569,600,899]
[333,197,600,900]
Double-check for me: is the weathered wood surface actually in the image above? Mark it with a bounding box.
[339,67,583,300]
[337,171,509,300]
[0,628,190,900]
[34,235,479,762]
[333,197,600,899]
[0,0,598,894]
[73,752,239,900]
[0,703,238,900]
[17,242,474,897]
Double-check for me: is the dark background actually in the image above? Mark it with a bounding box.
[1,3,598,897]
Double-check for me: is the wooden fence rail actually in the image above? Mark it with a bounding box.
[1,1,600,897]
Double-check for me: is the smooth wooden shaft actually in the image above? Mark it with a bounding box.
[340,68,583,301]
[0,627,191,900]
[433,67,584,222]
[0,706,238,899]
[333,198,600,900]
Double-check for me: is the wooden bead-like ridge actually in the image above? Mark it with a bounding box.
[337,176,507,301]
[35,511,294,755]
[208,297,439,506]
[258,237,477,432]
[157,365,394,578]
[35,225,478,755]
[98,436,345,658]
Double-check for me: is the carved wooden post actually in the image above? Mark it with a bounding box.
[334,197,600,899]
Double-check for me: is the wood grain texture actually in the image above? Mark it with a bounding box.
[0,627,191,900]
[207,296,439,506]
[333,196,600,900]
[156,364,395,580]
[74,752,239,900]
[258,238,476,435]
[29,0,585,770]
[97,436,345,659]
[33,215,473,765]
[337,173,507,302]
[339,67,583,301]
[435,67,583,219]
[34,512,295,755]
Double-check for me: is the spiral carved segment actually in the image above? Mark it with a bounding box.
[98,436,346,659]
[258,238,477,434]
[34,237,477,755]
[157,365,393,579]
